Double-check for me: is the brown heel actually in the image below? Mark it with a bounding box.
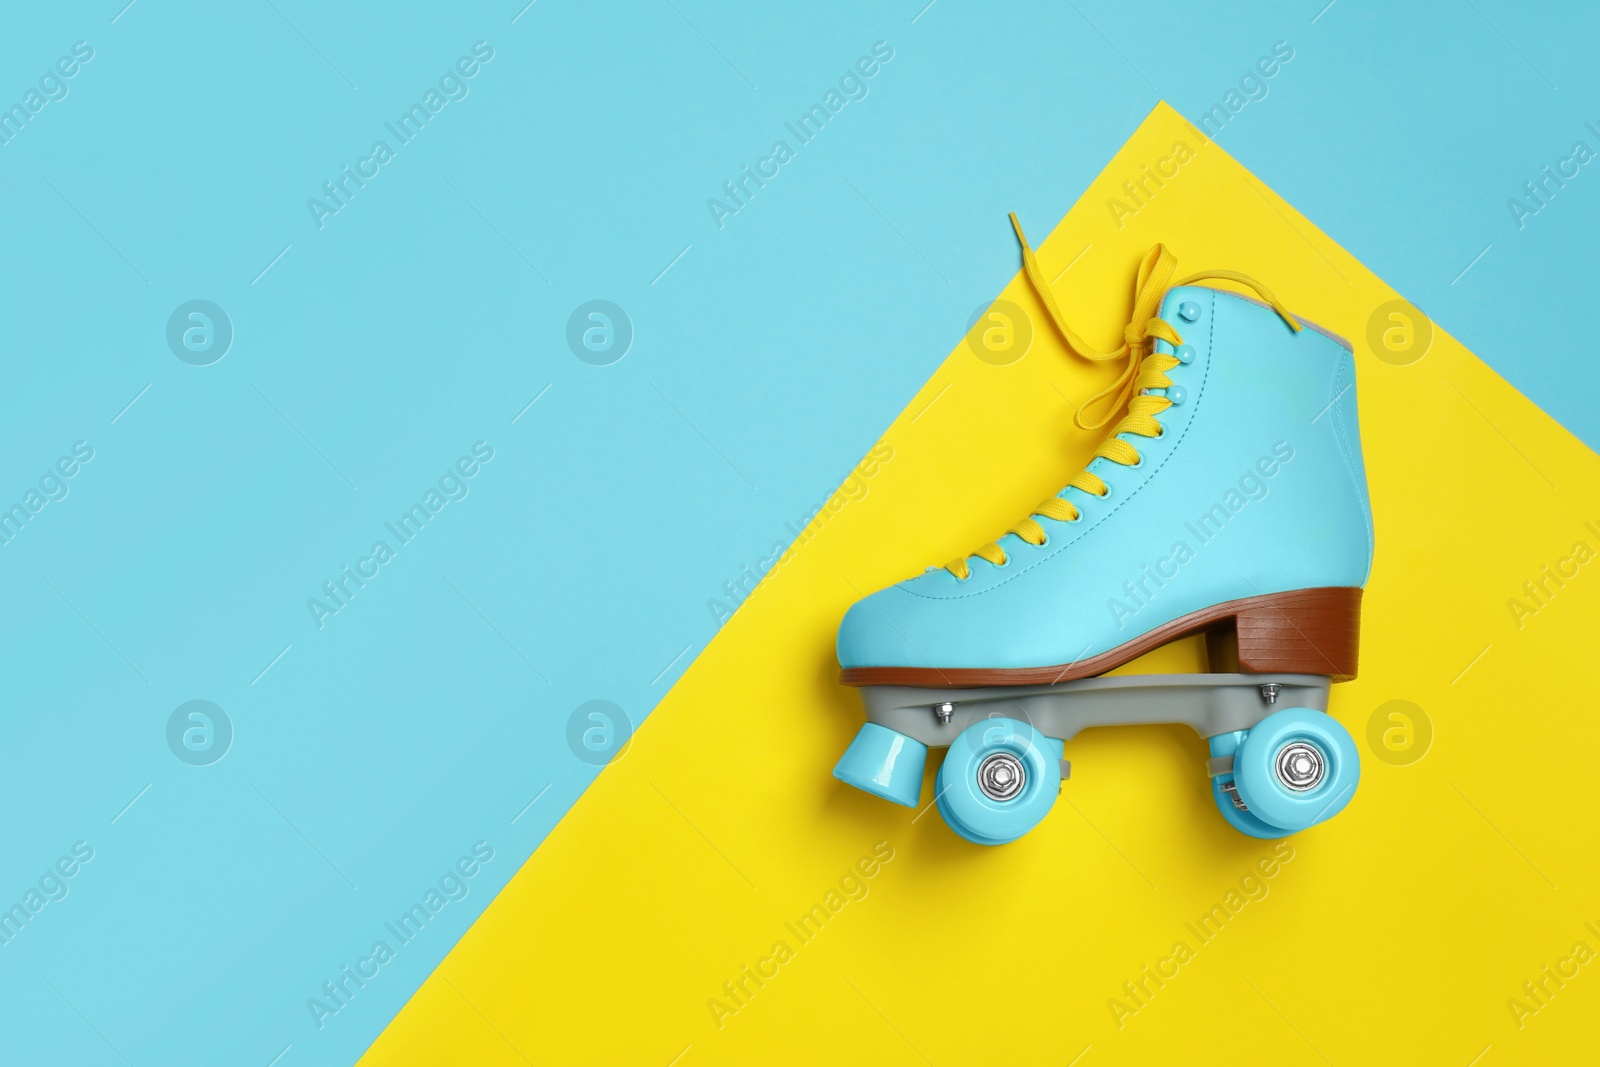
[1231,587,1362,681]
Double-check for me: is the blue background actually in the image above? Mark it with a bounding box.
[0,1,1593,1064]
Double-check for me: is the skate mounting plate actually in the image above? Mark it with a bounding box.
[859,673,1331,748]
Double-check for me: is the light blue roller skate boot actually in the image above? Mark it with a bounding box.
[833,216,1374,845]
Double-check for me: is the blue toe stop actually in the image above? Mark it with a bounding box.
[833,723,927,808]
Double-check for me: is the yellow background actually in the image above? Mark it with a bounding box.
[362,103,1600,1065]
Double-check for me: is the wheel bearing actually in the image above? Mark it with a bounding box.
[1274,741,1325,792]
[976,752,1026,801]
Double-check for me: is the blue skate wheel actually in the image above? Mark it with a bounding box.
[1234,708,1359,833]
[834,723,927,808]
[1206,730,1290,839]
[935,718,1061,845]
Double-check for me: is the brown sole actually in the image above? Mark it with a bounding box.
[838,586,1362,688]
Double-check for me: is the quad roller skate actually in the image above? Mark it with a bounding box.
[833,219,1373,845]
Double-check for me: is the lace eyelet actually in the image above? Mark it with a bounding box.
[1065,512,1083,524]
[1128,454,1144,470]
[1035,534,1050,548]
[1098,485,1112,499]
[1154,425,1167,439]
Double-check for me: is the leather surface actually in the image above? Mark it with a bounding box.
[837,285,1374,670]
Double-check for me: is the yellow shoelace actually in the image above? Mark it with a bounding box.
[943,217,1303,580]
